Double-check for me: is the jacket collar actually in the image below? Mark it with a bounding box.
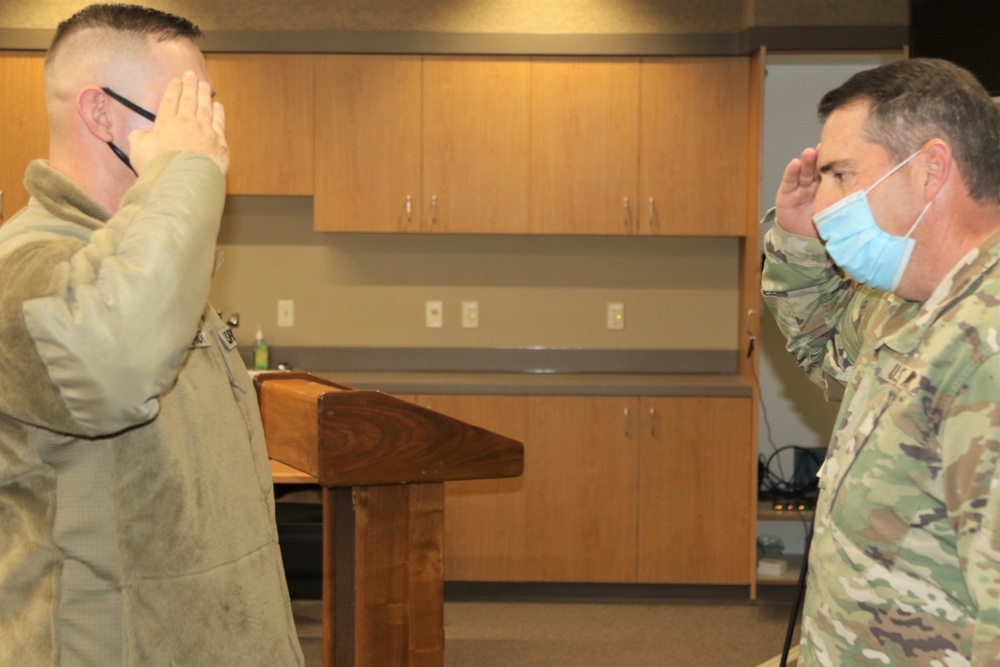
[24,159,112,231]
[881,228,1000,355]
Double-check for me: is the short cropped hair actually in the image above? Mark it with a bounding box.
[47,3,202,65]
[818,58,1000,203]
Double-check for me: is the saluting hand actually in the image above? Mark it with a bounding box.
[128,70,229,176]
[774,146,821,238]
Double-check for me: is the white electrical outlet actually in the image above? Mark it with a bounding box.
[277,299,294,327]
[425,300,444,328]
[461,301,479,328]
[607,302,625,330]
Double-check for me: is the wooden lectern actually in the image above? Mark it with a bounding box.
[253,373,524,667]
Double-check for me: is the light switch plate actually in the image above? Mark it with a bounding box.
[425,300,443,328]
[461,301,479,328]
[607,302,625,330]
[277,299,294,327]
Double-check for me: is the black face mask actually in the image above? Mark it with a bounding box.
[101,87,156,175]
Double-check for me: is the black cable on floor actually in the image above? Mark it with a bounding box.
[780,519,813,667]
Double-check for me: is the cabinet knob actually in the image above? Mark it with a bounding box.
[623,407,631,437]
[648,407,657,438]
[430,195,438,227]
[622,196,630,229]
[648,196,655,228]
[405,195,412,222]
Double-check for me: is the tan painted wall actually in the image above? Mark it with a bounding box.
[211,197,740,350]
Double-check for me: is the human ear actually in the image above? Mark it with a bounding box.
[78,86,114,142]
[919,139,951,201]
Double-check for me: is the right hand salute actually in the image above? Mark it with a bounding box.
[128,71,229,176]
[775,146,821,238]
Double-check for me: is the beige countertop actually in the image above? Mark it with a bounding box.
[307,370,752,397]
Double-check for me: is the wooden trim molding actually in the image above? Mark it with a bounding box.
[0,25,906,56]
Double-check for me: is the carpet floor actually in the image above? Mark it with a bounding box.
[292,587,800,667]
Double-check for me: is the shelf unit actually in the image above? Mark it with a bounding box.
[756,500,812,585]
[757,553,805,585]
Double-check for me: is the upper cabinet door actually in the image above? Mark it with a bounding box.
[207,54,314,196]
[640,58,750,236]
[0,52,47,224]
[422,57,531,234]
[530,59,640,235]
[314,55,422,233]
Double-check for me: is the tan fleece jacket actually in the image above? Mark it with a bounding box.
[0,152,303,666]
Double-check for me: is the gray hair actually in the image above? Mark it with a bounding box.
[818,58,1000,204]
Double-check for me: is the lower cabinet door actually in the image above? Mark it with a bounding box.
[637,396,753,584]
[419,394,530,582]
[427,394,752,585]
[523,395,639,582]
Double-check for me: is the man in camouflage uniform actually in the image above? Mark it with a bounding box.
[761,58,1000,665]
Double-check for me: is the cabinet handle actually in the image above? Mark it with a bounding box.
[623,407,631,437]
[648,407,657,438]
[622,196,630,229]
[405,195,412,223]
[648,197,655,227]
[430,195,438,227]
[746,308,757,358]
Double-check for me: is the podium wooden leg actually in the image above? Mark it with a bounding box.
[322,483,445,667]
[322,487,351,667]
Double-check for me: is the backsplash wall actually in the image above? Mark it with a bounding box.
[209,196,740,352]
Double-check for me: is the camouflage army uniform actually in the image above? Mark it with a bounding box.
[761,213,1000,666]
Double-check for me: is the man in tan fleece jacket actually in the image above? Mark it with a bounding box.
[0,4,303,665]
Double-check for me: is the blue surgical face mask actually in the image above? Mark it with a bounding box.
[813,149,932,292]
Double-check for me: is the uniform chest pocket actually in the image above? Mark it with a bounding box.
[824,388,941,569]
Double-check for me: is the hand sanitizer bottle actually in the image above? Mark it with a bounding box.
[253,324,269,370]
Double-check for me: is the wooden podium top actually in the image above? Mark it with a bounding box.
[255,372,524,488]
[269,459,317,484]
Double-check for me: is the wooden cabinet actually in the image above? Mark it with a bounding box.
[312,55,756,237]
[529,59,640,235]
[637,396,753,584]
[0,52,756,236]
[425,393,752,585]
[524,395,639,582]
[0,52,319,208]
[314,55,530,234]
[207,54,314,196]
[423,57,531,234]
[426,394,637,583]
[640,58,750,236]
[0,52,47,224]
[417,395,531,581]
[531,57,751,236]
[314,55,422,232]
